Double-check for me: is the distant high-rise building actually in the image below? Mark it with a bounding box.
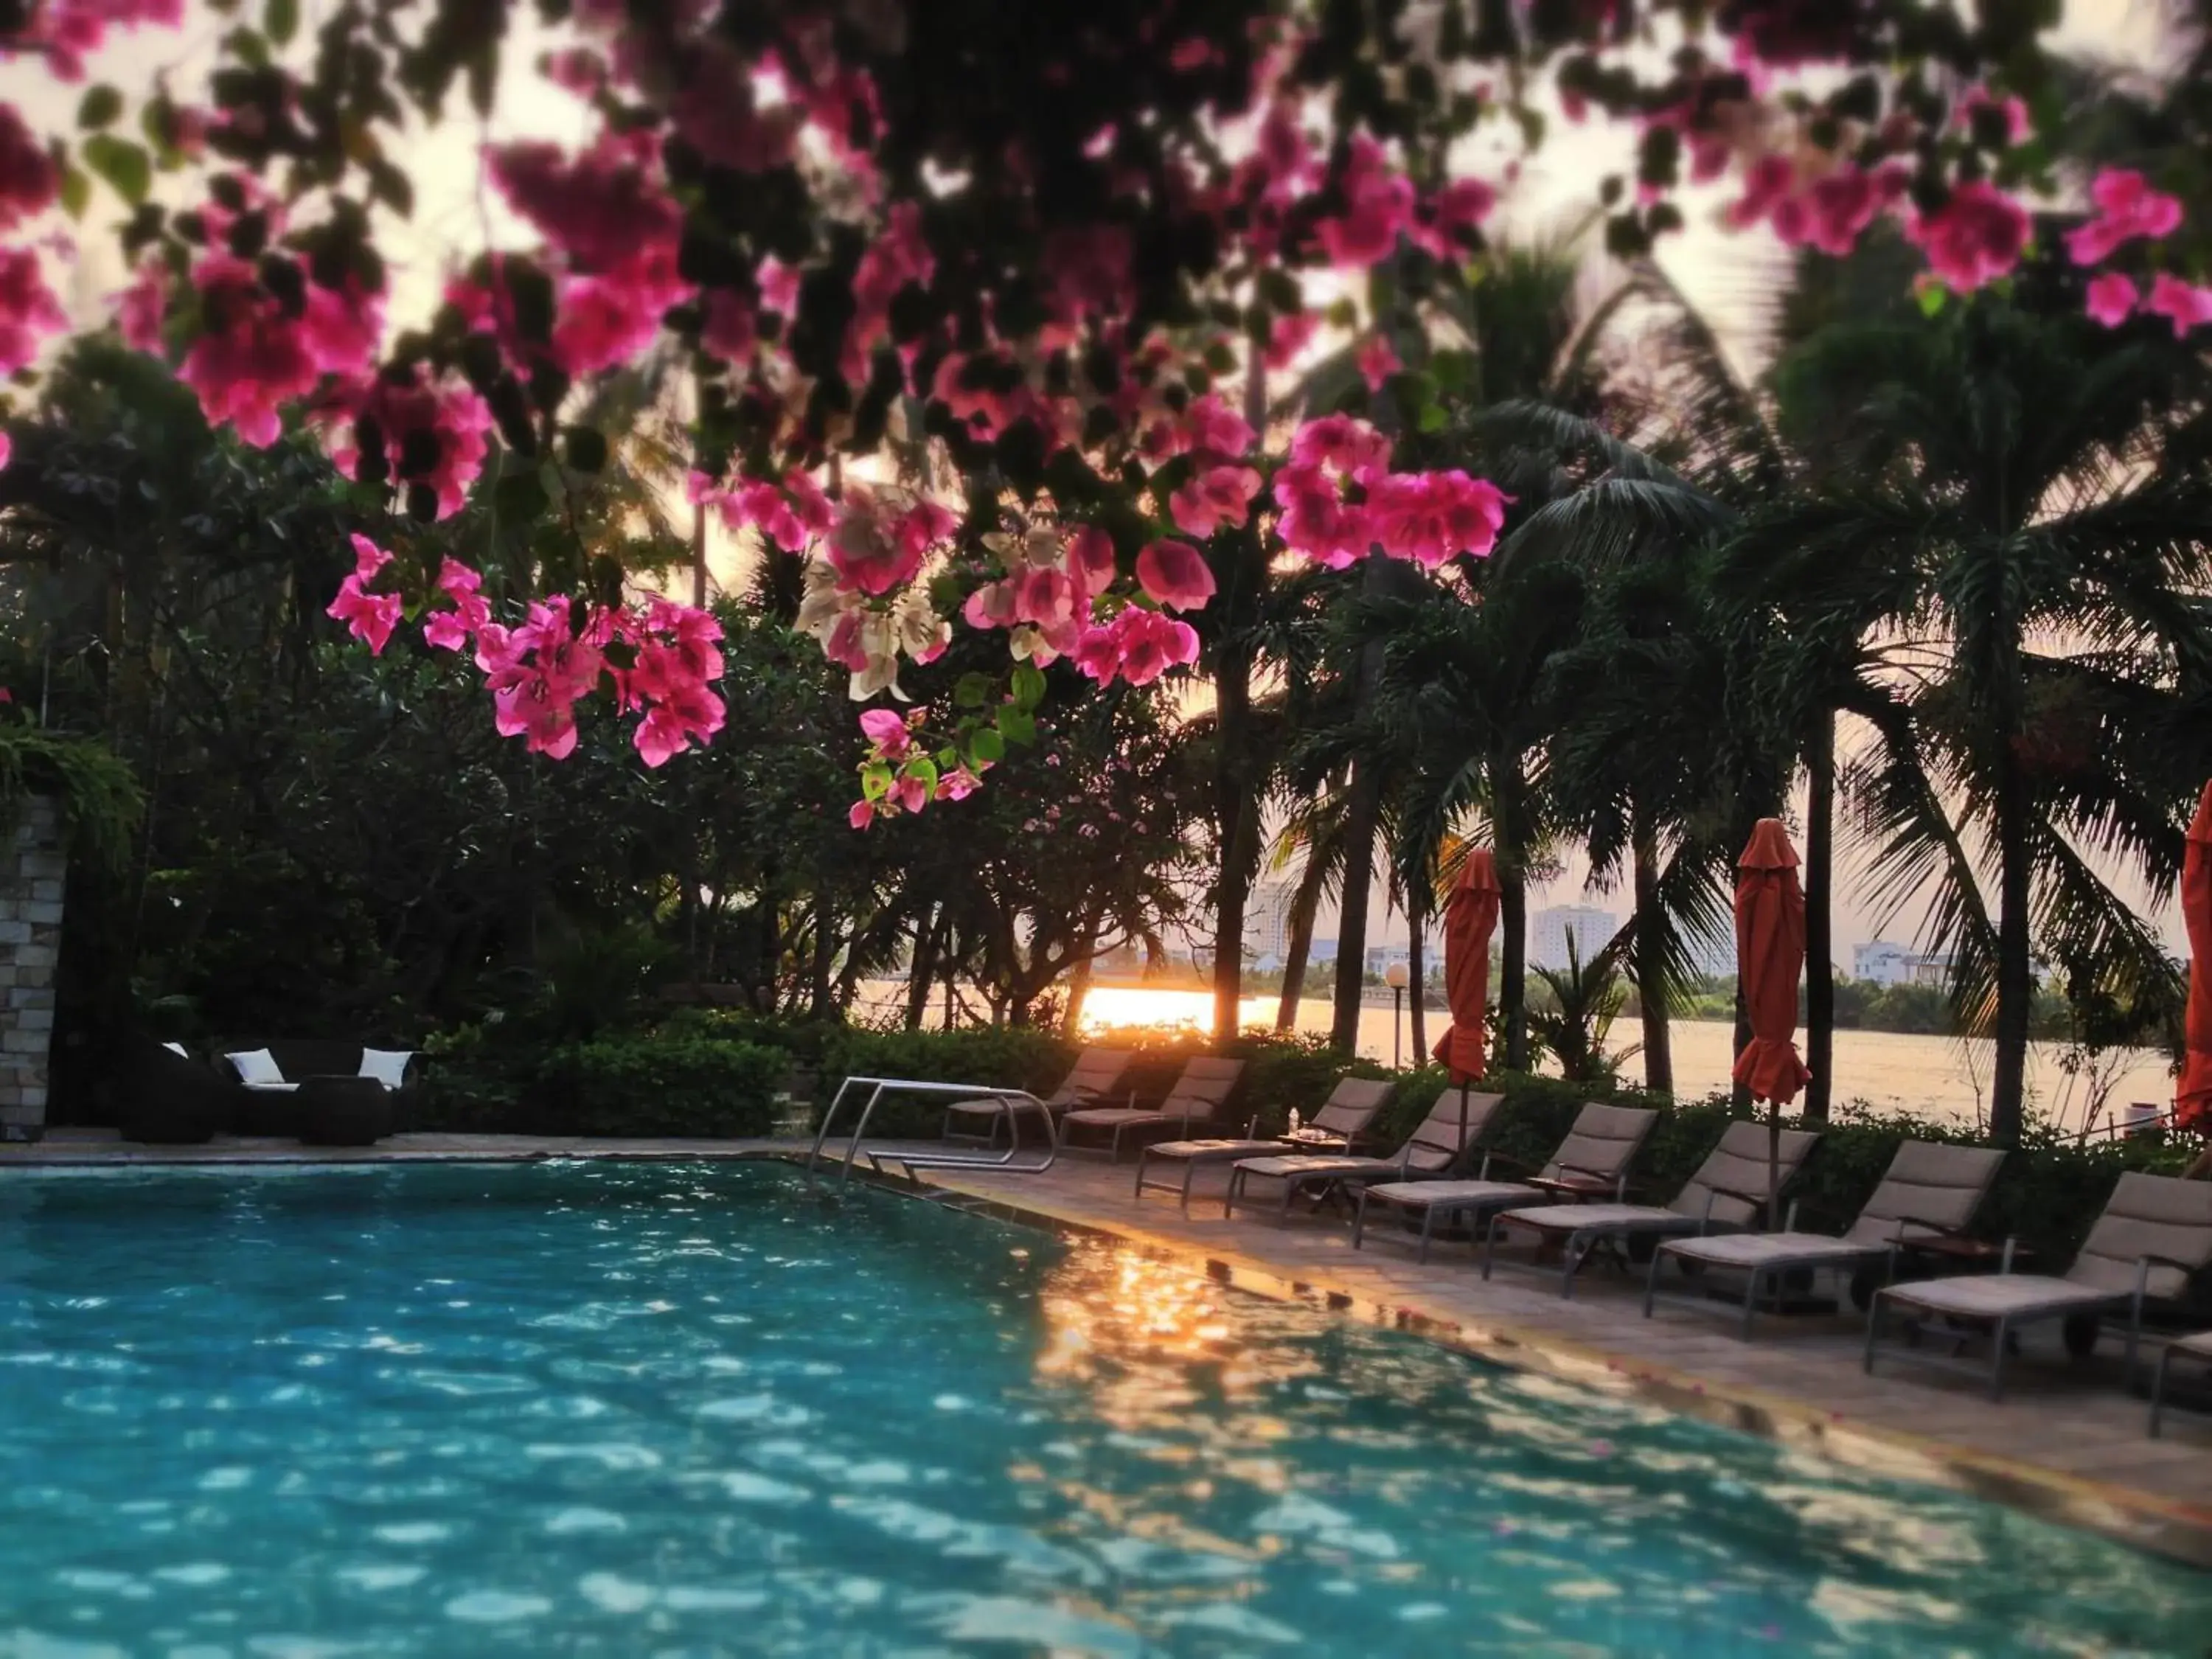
[1528,905,1619,971]
[1242,877,1299,969]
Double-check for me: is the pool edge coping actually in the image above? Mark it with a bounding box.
[10,1139,2210,1573]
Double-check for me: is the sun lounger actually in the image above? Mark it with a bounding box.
[1062,1057,1245,1162]
[1222,1090,1500,1222]
[2149,1329,2212,1438]
[1482,1120,1821,1298]
[1133,1077,1394,1211]
[1644,1139,2006,1338]
[1864,1171,2212,1401]
[1352,1102,1656,1262]
[941,1047,1133,1146]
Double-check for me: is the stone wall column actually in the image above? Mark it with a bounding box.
[0,795,64,1138]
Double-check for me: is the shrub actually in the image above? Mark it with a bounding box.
[418,1025,787,1138]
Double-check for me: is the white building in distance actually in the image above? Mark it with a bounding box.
[1529,905,1618,971]
[1852,942,1953,987]
[1242,877,1299,970]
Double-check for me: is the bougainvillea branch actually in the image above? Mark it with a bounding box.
[0,1,2205,809]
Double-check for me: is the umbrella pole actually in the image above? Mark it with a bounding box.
[1767,1099,1781,1228]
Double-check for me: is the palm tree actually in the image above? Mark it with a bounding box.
[1733,275,2212,1141]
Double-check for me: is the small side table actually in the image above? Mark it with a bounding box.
[295,1076,394,1147]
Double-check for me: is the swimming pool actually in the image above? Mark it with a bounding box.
[0,1161,2205,1656]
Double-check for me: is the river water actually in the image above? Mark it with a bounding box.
[860,982,2175,1135]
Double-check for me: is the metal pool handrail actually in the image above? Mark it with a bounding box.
[806,1075,1060,1191]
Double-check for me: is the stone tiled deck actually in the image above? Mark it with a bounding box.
[7,1128,2211,1570]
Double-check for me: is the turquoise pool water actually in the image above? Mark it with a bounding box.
[0,1162,2205,1657]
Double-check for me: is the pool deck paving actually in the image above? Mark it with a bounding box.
[7,1127,2211,1570]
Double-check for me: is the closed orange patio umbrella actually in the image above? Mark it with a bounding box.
[2177,783,2212,1144]
[1734,818,1813,1220]
[1433,849,1500,1086]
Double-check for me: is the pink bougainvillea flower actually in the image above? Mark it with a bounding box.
[858,706,913,759]
[1369,470,1513,566]
[0,430,12,471]
[423,556,493,650]
[1315,134,1413,268]
[934,765,983,802]
[1168,465,1262,538]
[1798,166,1902,258]
[1066,524,1117,599]
[1135,538,1217,612]
[1180,393,1256,461]
[1905,183,2030,293]
[177,255,383,446]
[1954,86,2031,147]
[2084,271,2139,328]
[1411,176,1496,257]
[1290,413,1394,476]
[115,257,168,352]
[1265,308,1320,369]
[756,254,801,316]
[848,799,874,830]
[1726,153,1795,230]
[824,489,946,596]
[2145,273,2212,337]
[2065,169,2185,266]
[326,535,402,655]
[1357,333,1401,392]
[487,132,684,273]
[0,248,64,378]
[552,243,695,376]
[0,105,57,232]
[335,368,494,521]
[1113,608,1202,685]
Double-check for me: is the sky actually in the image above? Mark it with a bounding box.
[0,0,2190,967]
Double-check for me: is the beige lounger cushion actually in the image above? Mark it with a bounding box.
[2065,1172,2212,1299]
[1064,1106,1167,1129]
[1363,1178,1540,1210]
[1308,1077,1394,1137]
[1149,1138,1279,1161]
[1543,1103,1656,1185]
[1672,1122,1822,1228]
[2169,1330,2212,1362]
[1666,1231,1888,1270]
[1879,1273,2117,1321]
[1394,1091,1505,1173]
[946,1048,1132,1119]
[1234,1154,1398,1180]
[1840,1141,2007,1249]
[1500,1200,1704,1234]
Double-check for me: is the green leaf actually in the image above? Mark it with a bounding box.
[81,134,150,205]
[969,727,1006,765]
[493,469,549,525]
[998,706,1037,747]
[562,425,608,473]
[904,757,940,793]
[1416,403,1448,434]
[77,86,122,131]
[1009,663,1046,710]
[859,763,892,802]
[1916,282,1949,318]
[264,0,298,45]
[953,672,992,709]
[57,164,89,220]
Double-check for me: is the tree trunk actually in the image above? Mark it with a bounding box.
[904,906,939,1029]
[1276,848,1326,1030]
[1632,830,1673,1096]
[1212,647,1256,1044]
[1499,861,1528,1071]
[808,899,835,1018]
[1406,889,1429,1067]
[1990,749,2033,1144]
[1331,762,1382,1051]
[1803,711,1835,1121]
[1063,936,1096,1035]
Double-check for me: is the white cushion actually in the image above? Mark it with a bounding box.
[225,1048,284,1085]
[358,1048,414,1089]
[162,1041,188,1057]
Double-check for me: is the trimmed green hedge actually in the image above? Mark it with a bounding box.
[417,1026,787,1138]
